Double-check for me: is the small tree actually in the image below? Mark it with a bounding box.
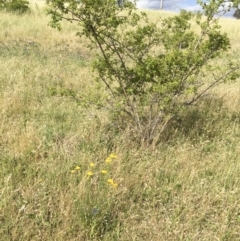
[233,9,240,18]
[47,0,239,145]
[0,0,29,13]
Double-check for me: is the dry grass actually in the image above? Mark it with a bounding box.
[1,2,240,241]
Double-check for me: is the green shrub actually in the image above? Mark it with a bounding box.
[233,9,240,19]
[47,0,240,146]
[0,0,29,13]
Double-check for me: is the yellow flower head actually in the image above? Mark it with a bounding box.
[101,170,108,174]
[87,171,93,176]
[107,178,118,188]
[109,153,117,159]
[75,166,81,170]
[105,157,112,163]
[90,163,95,167]
[107,178,114,184]
[71,170,76,174]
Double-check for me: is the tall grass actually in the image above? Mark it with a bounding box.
[1,2,240,240]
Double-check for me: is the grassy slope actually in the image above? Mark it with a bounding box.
[1,3,240,241]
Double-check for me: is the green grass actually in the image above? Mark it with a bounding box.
[1,2,240,240]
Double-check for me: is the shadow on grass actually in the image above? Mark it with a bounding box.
[102,95,240,148]
[161,95,240,144]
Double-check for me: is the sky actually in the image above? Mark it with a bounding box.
[135,0,236,17]
[136,0,200,11]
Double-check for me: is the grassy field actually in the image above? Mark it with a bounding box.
[1,2,240,240]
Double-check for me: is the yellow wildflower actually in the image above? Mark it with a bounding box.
[71,170,76,174]
[101,170,108,174]
[109,153,117,159]
[105,157,112,163]
[87,171,93,176]
[107,178,118,188]
[107,178,114,184]
[75,166,81,170]
[90,163,95,167]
